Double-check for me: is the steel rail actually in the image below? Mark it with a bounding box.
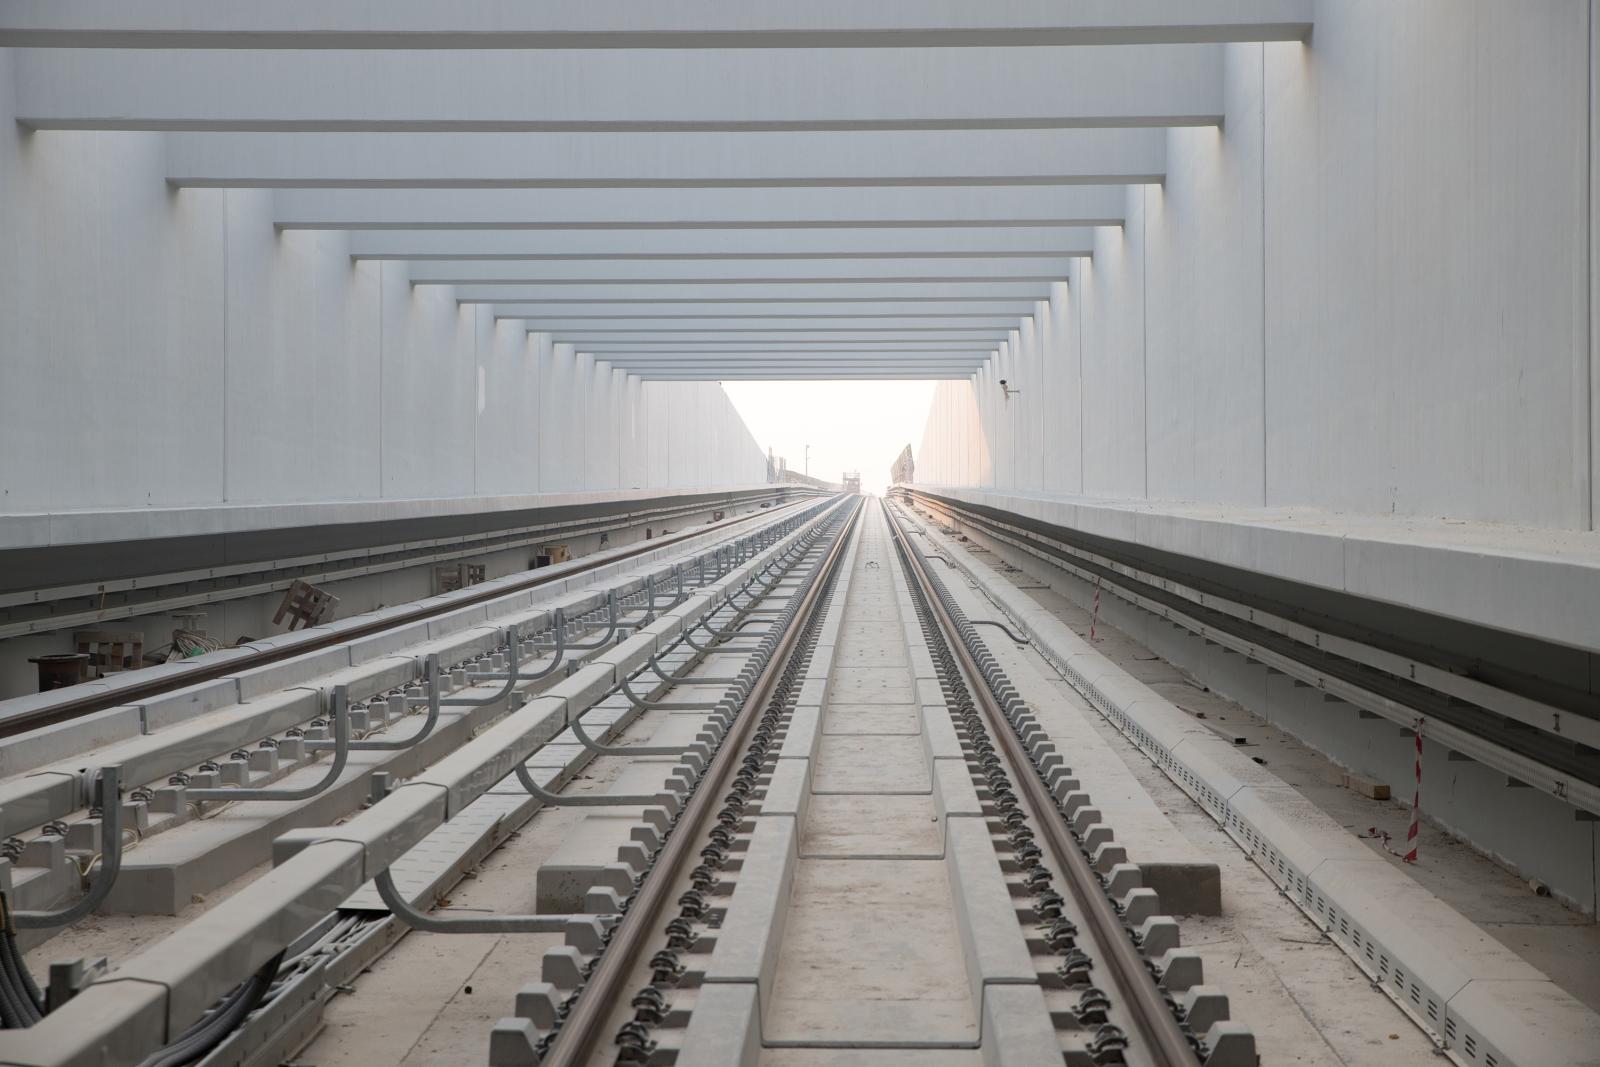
[0,497,818,740]
[885,500,1199,1067]
[538,497,862,1067]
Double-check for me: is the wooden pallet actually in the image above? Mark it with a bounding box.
[273,579,339,631]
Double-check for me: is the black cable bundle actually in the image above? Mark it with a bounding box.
[135,950,285,1067]
[0,896,45,1028]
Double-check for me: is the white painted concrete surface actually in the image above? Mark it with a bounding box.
[884,18,1600,1053]
[916,4,1597,544]
[0,47,765,515]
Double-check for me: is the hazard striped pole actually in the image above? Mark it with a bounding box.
[1089,576,1102,642]
[1403,717,1423,863]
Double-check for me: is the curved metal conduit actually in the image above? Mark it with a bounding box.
[377,508,842,937]
[9,766,123,930]
[186,698,350,803]
[368,772,603,935]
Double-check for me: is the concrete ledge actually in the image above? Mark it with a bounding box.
[980,983,1065,1067]
[1447,978,1600,1067]
[918,485,1600,656]
[676,981,762,1066]
[944,817,1035,1006]
[411,696,569,816]
[0,706,142,778]
[136,677,244,732]
[920,705,965,762]
[0,977,168,1067]
[137,838,368,1030]
[233,647,351,701]
[762,757,811,823]
[272,782,447,879]
[932,758,983,821]
[0,484,781,552]
[779,705,823,760]
[703,815,798,999]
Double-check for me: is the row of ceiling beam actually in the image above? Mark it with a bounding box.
[4,2,1313,379]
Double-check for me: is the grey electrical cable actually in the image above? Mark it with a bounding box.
[2,932,42,1020]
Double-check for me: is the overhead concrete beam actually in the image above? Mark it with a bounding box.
[15,46,1223,131]
[165,129,1164,189]
[456,282,1051,303]
[537,343,998,353]
[492,301,1040,319]
[623,371,982,380]
[634,370,971,380]
[347,227,1097,259]
[517,317,1025,332]
[408,257,1076,284]
[273,187,1126,230]
[547,330,1009,343]
[502,316,1021,327]
[0,2,1312,49]
[492,296,1037,309]
[573,348,992,358]
[593,355,985,367]
[605,359,985,370]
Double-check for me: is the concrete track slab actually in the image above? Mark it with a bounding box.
[821,702,919,735]
[799,793,942,858]
[842,606,903,623]
[833,641,909,667]
[813,734,930,794]
[764,858,978,1043]
[825,667,915,704]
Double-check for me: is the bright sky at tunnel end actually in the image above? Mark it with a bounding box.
[721,380,936,496]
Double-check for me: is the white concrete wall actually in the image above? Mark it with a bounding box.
[918,3,1596,535]
[0,46,765,516]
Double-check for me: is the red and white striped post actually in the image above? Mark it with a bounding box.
[1089,576,1102,642]
[1403,717,1423,863]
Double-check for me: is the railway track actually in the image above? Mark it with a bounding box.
[0,494,1255,1066]
[474,497,1251,1066]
